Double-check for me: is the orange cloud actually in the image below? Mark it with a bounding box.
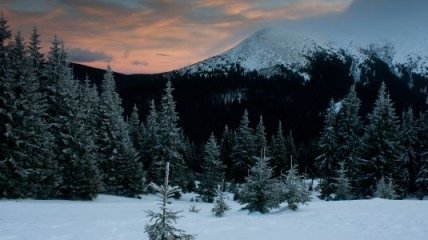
[0,0,352,73]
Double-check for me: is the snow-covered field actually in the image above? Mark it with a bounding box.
[1,192,427,240]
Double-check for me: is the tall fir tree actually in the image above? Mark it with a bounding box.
[356,82,401,197]
[1,30,57,198]
[197,133,224,202]
[254,115,267,152]
[416,111,428,199]
[28,26,44,81]
[399,107,418,194]
[220,125,234,180]
[335,85,363,186]
[150,81,187,191]
[97,66,143,197]
[144,99,160,184]
[231,110,255,183]
[270,121,288,177]
[128,104,144,163]
[316,99,339,200]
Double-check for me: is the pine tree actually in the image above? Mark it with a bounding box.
[416,151,428,199]
[270,121,288,177]
[231,110,255,183]
[128,104,144,162]
[336,85,363,187]
[0,31,58,199]
[238,150,282,213]
[316,99,339,200]
[416,112,428,199]
[212,181,230,217]
[334,162,352,200]
[254,115,267,152]
[28,26,44,81]
[282,161,310,210]
[399,107,418,195]
[151,81,187,191]
[197,133,224,202]
[145,162,195,240]
[374,176,397,200]
[356,83,401,197]
[144,99,159,181]
[97,66,143,197]
[0,12,11,76]
[220,125,234,180]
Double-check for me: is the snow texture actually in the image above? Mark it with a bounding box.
[1,193,427,240]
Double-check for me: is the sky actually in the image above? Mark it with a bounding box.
[0,0,354,73]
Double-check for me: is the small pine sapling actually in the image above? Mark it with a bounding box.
[334,162,352,200]
[374,176,397,200]
[212,180,230,217]
[145,162,195,240]
[283,157,311,211]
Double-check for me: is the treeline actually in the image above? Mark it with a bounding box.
[1,15,427,203]
[316,84,428,200]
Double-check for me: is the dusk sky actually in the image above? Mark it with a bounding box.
[0,0,356,73]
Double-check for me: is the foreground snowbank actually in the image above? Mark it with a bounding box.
[1,193,427,240]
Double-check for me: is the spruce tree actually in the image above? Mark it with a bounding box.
[152,81,187,191]
[238,150,282,213]
[220,125,234,180]
[145,162,195,240]
[0,31,58,199]
[254,115,267,152]
[334,162,352,200]
[374,176,397,200]
[282,161,310,211]
[212,181,230,217]
[144,99,160,184]
[399,107,418,195]
[336,85,363,187]
[197,133,224,202]
[357,83,401,197]
[416,112,428,199]
[231,110,255,182]
[316,100,339,200]
[270,121,288,177]
[128,104,144,162]
[97,66,143,197]
[28,26,44,81]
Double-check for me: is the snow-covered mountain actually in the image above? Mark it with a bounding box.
[179,0,428,79]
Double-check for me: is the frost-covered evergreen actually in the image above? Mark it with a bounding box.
[270,121,288,177]
[212,181,230,217]
[356,83,401,197]
[231,110,255,183]
[220,125,234,180]
[150,81,188,191]
[374,176,397,200]
[197,133,223,202]
[336,85,363,187]
[128,104,144,162]
[254,115,267,152]
[145,162,195,240]
[398,108,418,195]
[0,31,58,199]
[97,67,143,197]
[316,100,339,200]
[334,162,352,200]
[144,99,160,184]
[282,162,310,210]
[238,150,282,213]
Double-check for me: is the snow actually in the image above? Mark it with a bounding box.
[178,0,428,78]
[1,192,427,240]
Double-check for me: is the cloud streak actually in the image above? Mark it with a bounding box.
[0,0,352,73]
